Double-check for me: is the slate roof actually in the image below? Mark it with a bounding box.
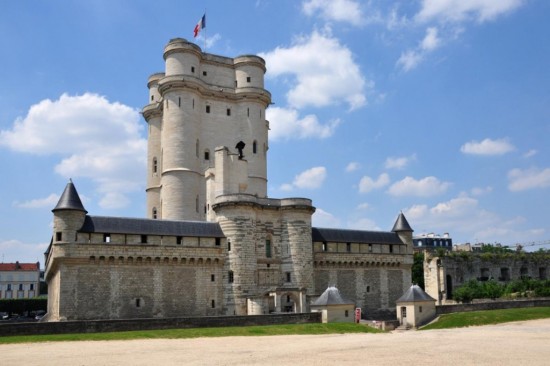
[311,286,354,306]
[396,285,436,303]
[52,180,87,213]
[391,212,413,232]
[0,262,40,271]
[312,227,404,245]
[79,216,225,237]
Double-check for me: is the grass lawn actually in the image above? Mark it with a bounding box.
[421,306,550,330]
[0,322,383,344]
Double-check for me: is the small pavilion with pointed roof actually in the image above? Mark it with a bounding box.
[396,284,436,329]
[311,286,355,323]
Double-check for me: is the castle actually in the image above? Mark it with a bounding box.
[44,38,414,321]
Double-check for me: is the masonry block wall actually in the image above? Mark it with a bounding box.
[424,253,550,304]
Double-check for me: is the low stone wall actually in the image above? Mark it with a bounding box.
[436,298,550,315]
[0,312,321,337]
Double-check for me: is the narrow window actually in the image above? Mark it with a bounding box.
[267,263,270,268]
[226,108,231,116]
[345,310,349,317]
[178,97,181,107]
[265,239,272,258]
[151,95,154,101]
[366,286,370,293]
[322,242,327,252]
[389,245,393,253]
[235,80,237,87]
[30,284,34,290]
[346,242,351,252]
[56,232,62,241]
[203,71,207,76]
[368,244,372,253]
[211,300,215,308]
[7,284,11,291]
[19,284,23,291]
[141,235,147,244]
[152,208,157,219]
[228,240,231,251]
[247,108,249,117]
[176,236,182,245]
[196,139,199,157]
[104,233,111,243]
[195,195,199,213]
[286,272,291,282]
[253,141,257,154]
[286,295,291,302]
[247,76,251,83]
[204,150,210,160]
[191,66,195,73]
[215,237,221,246]
[228,271,234,283]
[419,306,423,313]
[136,298,141,308]
[206,105,210,113]
[192,99,195,109]
[211,274,215,282]
[152,157,158,173]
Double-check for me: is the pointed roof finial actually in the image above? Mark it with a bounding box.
[52,179,87,213]
[392,212,413,232]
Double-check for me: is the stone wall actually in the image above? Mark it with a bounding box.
[424,253,550,304]
[0,312,321,337]
[436,298,550,315]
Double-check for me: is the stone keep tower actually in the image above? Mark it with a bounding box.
[142,38,271,221]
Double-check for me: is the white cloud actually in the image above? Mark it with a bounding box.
[416,0,524,23]
[471,186,493,196]
[508,167,550,192]
[385,154,416,170]
[0,239,49,264]
[266,107,340,141]
[260,30,368,110]
[302,0,364,26]
[281,166,327,191]
[388,176,451,197]
[312,208,341,228]
[460,138,515,155]
[397,27,442,72]
[0,93,146,209]
[358,173,390,193]
[403,193,544,244]
[13,193,60,209]
[345,162,360,172]
[524,149,537,158]
[356,202,370,210]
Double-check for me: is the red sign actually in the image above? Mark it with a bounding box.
[355,307,361,323]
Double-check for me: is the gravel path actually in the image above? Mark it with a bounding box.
[2,318,550,365]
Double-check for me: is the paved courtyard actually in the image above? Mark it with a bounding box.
[2,318,550,365]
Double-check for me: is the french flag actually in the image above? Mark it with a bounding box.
[193,14,206,38]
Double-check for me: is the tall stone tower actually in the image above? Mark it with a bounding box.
[142,38,272,221]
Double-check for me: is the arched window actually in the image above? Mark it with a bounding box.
[152,157,158,173]
[152,207,158,219]
[253,140,257,154]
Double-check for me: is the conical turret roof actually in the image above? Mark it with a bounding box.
[396,285,435,303]
[52,179,87,213]
[391,212,413,232]
[311,286,354,306]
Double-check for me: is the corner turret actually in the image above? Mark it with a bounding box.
[52,180,87,244]
[392,212,414,254]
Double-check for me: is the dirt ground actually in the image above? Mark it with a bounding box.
[2,318,550,365]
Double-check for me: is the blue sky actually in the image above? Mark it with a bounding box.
[1,0,549,264]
